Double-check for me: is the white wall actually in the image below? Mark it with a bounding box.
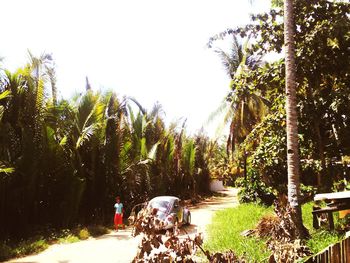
[209,179,224,192]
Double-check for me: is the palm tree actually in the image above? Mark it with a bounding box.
[210,36,268,155]
[214,36,262,79]
[0,89,14,174]
[214,36,244,79]
[284,0,308,238]
[246,0,307,239]
[181,138,197,196]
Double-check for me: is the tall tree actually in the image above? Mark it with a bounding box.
[284,0,307,238]
[209,36,267,154]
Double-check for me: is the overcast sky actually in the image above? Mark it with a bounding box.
[1,0,270,137]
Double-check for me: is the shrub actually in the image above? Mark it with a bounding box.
[12,238,49,257]
[58,234,79,244]
[236,169,276,206]
[300,184,317,203]
[78,228,90,240]
[0,243,13,261]
[87,225,109,237]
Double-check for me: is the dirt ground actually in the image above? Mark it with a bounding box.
[6,188,239,263]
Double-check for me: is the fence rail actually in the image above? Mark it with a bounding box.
[305,233,350,263]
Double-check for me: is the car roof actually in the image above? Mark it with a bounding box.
[149,196,179,202]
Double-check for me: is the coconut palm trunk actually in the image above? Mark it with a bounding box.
[284,0,308,239]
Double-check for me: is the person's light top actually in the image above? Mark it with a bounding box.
[114,203,123,214]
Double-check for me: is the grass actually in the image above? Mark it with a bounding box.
[302,202,345,253]
[0,225,111,262]
[204,202,345,262]
[203,203,273,262]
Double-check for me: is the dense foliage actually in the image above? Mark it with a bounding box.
[0,57,211,239]
[209,0,350,198]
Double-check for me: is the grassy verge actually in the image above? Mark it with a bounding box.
[0,225,110,262]
[203,203,273,262]
[204,202,345,262]
[302,202,345,253]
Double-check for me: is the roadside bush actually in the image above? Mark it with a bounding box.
[78,228,90,240]
[0,242,13,261]
[58,234,79,244]
[87,225,110,237]
[237,169,275,206]
[10,238,49,258]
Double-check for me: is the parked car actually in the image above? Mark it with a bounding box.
[129,196,191,231]
[148,196,191,230]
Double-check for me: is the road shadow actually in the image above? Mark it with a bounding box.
[96,231,133,240]
[190,199,238,210]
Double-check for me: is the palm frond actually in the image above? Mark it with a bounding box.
[150,102,165,119]
[182,140,196,176]
[0,90,11,100]
[206,98,229,125]
[0,162,15,174]
[46,64,57,105]
[140,137,147,159]
[35,78,45,114]
[59,136,67,147]
[0,166,15,174]
[148,142,160,160]
[76,124,97,149]
[128,96,146,115]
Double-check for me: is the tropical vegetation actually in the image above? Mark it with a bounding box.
[0,56,212,240]
[209,0,350,202]
[204,201,345,261]
[1,0,350,261]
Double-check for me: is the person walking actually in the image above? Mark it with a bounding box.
[114,196,125,231]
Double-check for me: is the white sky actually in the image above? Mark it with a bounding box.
[0,0,270,137]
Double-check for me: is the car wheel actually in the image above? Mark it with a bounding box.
[186,212,191,225]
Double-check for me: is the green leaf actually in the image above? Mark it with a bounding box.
[327,38,339,49]
[148,142,160,160]
[140,137,147,159]
[0,163,15,174]
[0,90,11,100]
[59,136,67,146]
[76,124,96,149]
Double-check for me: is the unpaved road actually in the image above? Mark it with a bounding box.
[6,188,238,263]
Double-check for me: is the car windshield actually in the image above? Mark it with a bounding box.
[148,200,170,212]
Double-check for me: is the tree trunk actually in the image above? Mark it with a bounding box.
[284,0,308,239]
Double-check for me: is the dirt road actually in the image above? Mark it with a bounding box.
[7,188,238,263]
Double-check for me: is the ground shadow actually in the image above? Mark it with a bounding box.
[190,199,238,211]
[96,231,133,241]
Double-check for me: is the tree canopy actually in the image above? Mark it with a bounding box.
[210,0,350,200]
